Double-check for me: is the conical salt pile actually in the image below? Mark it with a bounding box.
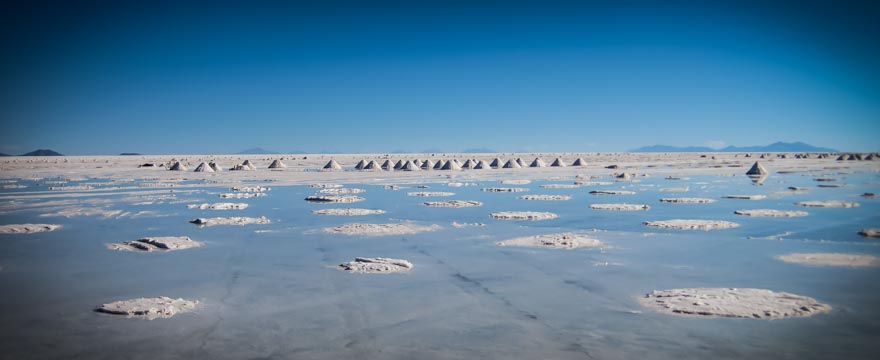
[474,160,490,169]
[169,161,187,171]
[355,159,367,170]
[433,160,444,170]
[571,158,586,166]
[490,158,502,168]
[614,172,631,181]
[745,161,767,176]
[382,160,395,171]
[462,159,476,169]
[209,162,222,172]
[550,158,566,167]
[268,159,286,169]
[194,162,214,172]
[401,160,420,171]
[503,159,522,169]
[515,158,526,167]
[421,159,434,170]
[364,160,380,170]
[440,160,462,170]
[529,158,546,168]
[323,159,342,170]
[241,160,256,170]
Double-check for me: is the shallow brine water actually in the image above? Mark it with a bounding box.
[1,171,879,359]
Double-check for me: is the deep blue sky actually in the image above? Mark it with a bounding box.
[1,0,878,155]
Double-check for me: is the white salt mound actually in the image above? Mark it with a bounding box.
[501,179,531,185]
[496,233,602,249]
[858,228,880,238]
[319,188,365,195]
[337,257,413,274]
[0,224,61,234]
[107,236,202,252]
[219,193,266,199]
[639,288,830,319]
[541,184,580,189]
[795,200,859,208]
[776,253,879,267]
[325,223,440,236]
[304,195,365,203]
[518,194,571,201]
[644,219,739,230]
[189,216,270,226]
[97,297,199,320]
[311,208,386,216]
[423,200,483,208]
[482,187,529,193]
[660,198,716,204]
[490,211,558,221]
[187,203,248,210]
[734,209,808,217]
[590,203,650,211]
[407,191,455,197]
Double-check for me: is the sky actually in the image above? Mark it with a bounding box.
[1,0,878,155]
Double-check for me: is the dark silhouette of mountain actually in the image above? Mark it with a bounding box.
[21,149,64,156]
[632,142,837,153]
[462,147,497,153]
[120,153,141,156]
[237,147,280,155]
[0,152,9,156]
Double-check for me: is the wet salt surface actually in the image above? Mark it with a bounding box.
[0,173,879,359]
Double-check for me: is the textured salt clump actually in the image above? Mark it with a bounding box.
[590,203,650,211]
[219,193,266,199]
[496,233,602,249]
[482,187,529,193]
[311,208,385,216]
[309,183,343,188]
[107,236,202,252]
[541,184,580,189]
[407,191,455,197]
[659,198,716,204]
[325,223,440,236]
[639,288,830,319]
[231,186,269,192]
[518,194,571,201]
[304,195,365,203]
[451,221,486,228]
[96,297,199,320]
[189,216,270,226]
[500,179,531,185]
[187,203,248,210]
[423,200,483,208]
[660,187,689,192]
[0,224,61,234]
[319,188,365,195]
[722,195,766,200]
[644,219,739,230]
[777,253,879,267]
[734,209,808,217]
[490,211,558,221]
[575,181,614,186]
[337,257,413,273]
[858,228,880,238]
[795,200,859,208]
[589,190,635,195]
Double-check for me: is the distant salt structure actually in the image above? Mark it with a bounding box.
[400,160,420,171]
[391,159,402,170]
[474,160,491,169]
[490,158,503,169]
[571,158,587,166]
[462,159,477,169]
[440,160,462,170]
[363,160,381,171]
[550,158,566,167]
[242,160,256,170]
[433,160,444,170]
[323,159,342,171]
[745,161,768,176]
[209,162,222,172]
[354,159,368,170]
[421,159,435,170]
[529,158,547,168]
[382,160,395,171]
[193,162,214,173]
[515,158,526,167]
[168,161,187,171]
[268,159,286,169]
[503,159,522,169]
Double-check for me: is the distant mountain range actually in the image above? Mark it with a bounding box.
[20,149,65,156]
[237,147,280,155]
[120,153,141,156]
[631,142,838,153]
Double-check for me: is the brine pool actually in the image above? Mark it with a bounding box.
[1,171,878,359]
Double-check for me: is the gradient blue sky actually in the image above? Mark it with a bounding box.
[1,0,878,155]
